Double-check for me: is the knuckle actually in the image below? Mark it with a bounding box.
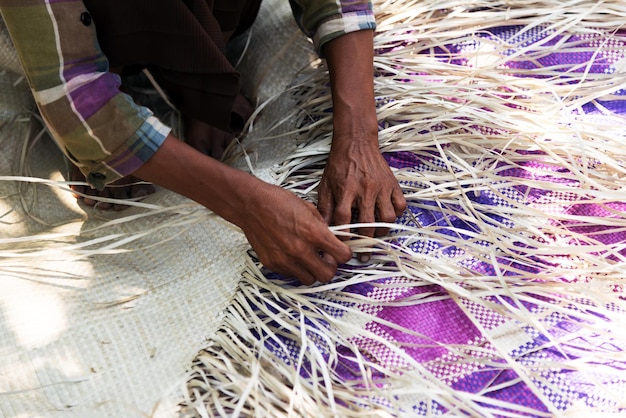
[316,268,335,283]
[334,207,352,222]
[287,242,308,258]
[359,228,375,238]
[375,227,390,238]
[380,211,397,223]
[262,255,286,273]
[340,247,353,263]
[300,276,315,286]
[360,182,373,193]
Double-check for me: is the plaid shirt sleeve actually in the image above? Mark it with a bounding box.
[289,0,376,53]
[0,0,170,190]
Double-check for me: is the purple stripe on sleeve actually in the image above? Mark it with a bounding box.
[104,119,168,176]
[68,73,121,120]
[340,0,372,14]
[63,60,107,80]
[106,151,144,176]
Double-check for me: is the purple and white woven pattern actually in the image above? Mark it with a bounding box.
[253,24,626,415]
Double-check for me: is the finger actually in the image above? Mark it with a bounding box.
[391,185,407,217]
[333,197,353,240]
[274,249,337,285]
[109,183,131,211]
[268,259,317,286]
[374,224,390,239]
[114,182,154,211]
[321,251,339,269]
[69,166,87,199]
[82,186,100,207]
[354,197,377,263]
[374,193,398,237]
[96,187,116,210]
[316,182,334,226]
[318,232,352,265]
[71,184,86,199]
[261,241,324,285]
[290,248,338,285]
[290,264,318,286]
[304,250,339,283]
[357,199,376,239]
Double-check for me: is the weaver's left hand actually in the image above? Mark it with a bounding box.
[319,29,406,259]
[317,134,406,261]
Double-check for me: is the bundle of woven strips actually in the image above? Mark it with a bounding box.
[2,0,626,417]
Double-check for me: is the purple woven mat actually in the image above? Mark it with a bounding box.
[255,25,626,415]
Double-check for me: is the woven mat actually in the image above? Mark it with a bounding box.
[0,1,308,416]
[0,106,248,416]
[180,1,626,416]
[3,1,626,417]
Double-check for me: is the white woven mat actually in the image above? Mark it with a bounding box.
[5,0,626,417]
[0,0,310,416]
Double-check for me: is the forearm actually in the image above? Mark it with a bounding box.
[322,29,379,146]
[317,29,406,244]
[133,133,353,284]
[133,134,258,227]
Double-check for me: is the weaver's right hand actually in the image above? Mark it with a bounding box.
[239,182,353,285]
[133,135,352,285]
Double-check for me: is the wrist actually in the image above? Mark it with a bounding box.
[332,106,379,139]
[323,30,379,145]
[133,134,263,228]
[331,103,380,151]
